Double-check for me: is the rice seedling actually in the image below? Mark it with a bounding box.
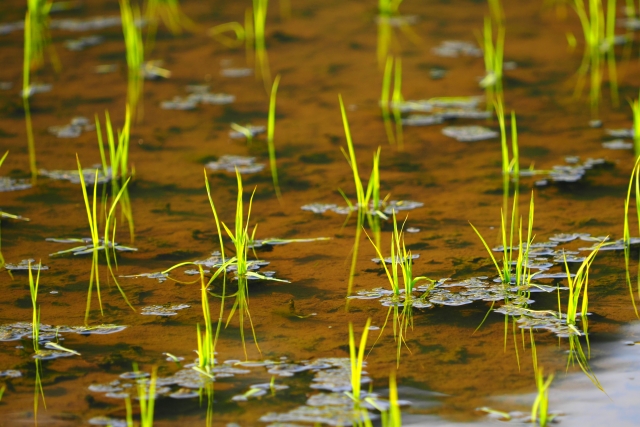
[23,11,37,183]
[253,0,271,92]
[120,0,144,121]
[495,100,520,214]
[268,74,282,199]
[339,95,387,299]
[346,318,371,405]
[630,91,640,158]
[380,56,404,148]
[0,385,5,402]
[366,212,433,365]
[28,260,42,350]
[145,0,195,52]
[623,155,640,317]
[479,12,505,112]
[573,0,619,118]
[561,242,605,391]
[95,107,134,242]
[380,56,395,145]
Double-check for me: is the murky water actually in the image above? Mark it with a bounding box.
[1,0,640,425]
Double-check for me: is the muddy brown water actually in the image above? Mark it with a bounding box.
[1,0,640,425]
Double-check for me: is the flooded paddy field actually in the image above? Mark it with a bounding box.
[1,0,640,425]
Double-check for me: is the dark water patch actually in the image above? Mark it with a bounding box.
[520,145,550,158]
[0,128,16,138]
[299,152,334,164]
[558,184,625,201]
[270,30,302,44]
[214,106,270,124]
[62,96,114,109]
[154,250,202,261]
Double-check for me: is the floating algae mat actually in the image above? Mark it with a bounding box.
[3,0,640,425]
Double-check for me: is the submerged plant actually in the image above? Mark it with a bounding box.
[366,212,433,364]
[120,0,144,121]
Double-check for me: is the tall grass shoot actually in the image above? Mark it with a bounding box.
[346,318,371,405]
[120,0,144,121]
[137,366,158,427]
[479,13,505,111]
[630,91,640,158]
[253,0,271,91]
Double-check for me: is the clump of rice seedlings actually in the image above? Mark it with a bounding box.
[573,0,619,119]
[366,212,433,364]
[120,0,144,121]
[77,156,134,324]
[624,155,640,317]
[253,0,271,92]
[165,170,286,358]
[339,95,387,299]
[561,242,605,391]
[268,74,282,199]
[470,191,534,289]
[145,0,195,52]
[479,8,505,112]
